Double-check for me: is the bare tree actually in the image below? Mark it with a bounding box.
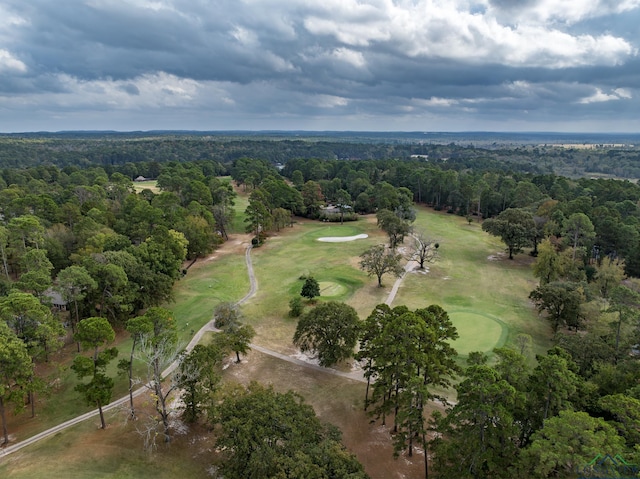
[134,336,181,444]
[408,231,439,270]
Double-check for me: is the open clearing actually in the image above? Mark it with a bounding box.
[132,179,159,193]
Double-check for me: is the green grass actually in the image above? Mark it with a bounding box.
[396,206,551,359]
[317,281,348,297]
[229,188,250,234]
[173,252,249,342]
[448,310,509,356]
[241,219,386,351]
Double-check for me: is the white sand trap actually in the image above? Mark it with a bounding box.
[317,233,368,242]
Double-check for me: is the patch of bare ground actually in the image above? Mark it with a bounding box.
[186,234,252,270]
[225,348,442,479]
[487,251,536,267]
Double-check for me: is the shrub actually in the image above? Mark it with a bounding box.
[289,297,304,317]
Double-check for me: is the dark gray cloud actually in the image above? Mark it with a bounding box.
[0,0,638,132]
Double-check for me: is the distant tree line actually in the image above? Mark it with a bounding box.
[278,157,640,279]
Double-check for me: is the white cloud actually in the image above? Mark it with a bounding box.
[413,97,459,108]
[578,87,633,104]
[490,0,640,24]
[0,49,27,72]
[614,88,632,99]
[0,0,639,131]
[307,94,349,108]
[330,48,367,68]
[11,72,213,110]
[300,0,636,69]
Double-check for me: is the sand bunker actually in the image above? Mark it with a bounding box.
[317,233,368,242]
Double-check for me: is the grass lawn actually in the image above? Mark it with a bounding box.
[447,311,509,356]
[396,206,551,360]
[240,218,388,352]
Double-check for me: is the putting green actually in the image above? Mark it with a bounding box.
[318,281,348,297]
[448,311,507,356]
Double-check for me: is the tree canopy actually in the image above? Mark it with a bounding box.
[293,301,360,367]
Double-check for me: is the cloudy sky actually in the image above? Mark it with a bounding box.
[0,0,639,133]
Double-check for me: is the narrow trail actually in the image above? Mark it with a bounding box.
[385,257,419,306]
[1,239,413,458]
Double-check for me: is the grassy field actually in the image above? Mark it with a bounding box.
[132,179,160,193]
[241,219,388,352]
[397,206,550,359]
[1,189,553,478]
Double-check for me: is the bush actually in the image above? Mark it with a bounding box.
[289,297,304,317]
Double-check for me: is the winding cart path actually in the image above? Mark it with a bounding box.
[1,240,413,458]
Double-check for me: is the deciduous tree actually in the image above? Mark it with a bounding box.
[532,238,560,285]
[377,209,411,249]
[177,342,225,423]
[529,282,584,332]
[293,301,360,367]
[215,382,369,479]
[482,208,535,259]
[134,307,178,443]
[409,231,439,269]
[359,244,404,287]
[213,301,242,329]
[224,324,255,363]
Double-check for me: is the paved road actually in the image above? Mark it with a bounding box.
[1,241,408,458]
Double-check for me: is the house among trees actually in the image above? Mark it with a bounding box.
[134,175,148,182]
[44,288,67,312]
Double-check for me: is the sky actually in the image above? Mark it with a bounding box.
[0,0,639,133]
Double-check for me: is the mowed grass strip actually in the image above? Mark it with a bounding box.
[173,250,250,342]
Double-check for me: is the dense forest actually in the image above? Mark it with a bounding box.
[1,133,640,478]
[2,132,640,177]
